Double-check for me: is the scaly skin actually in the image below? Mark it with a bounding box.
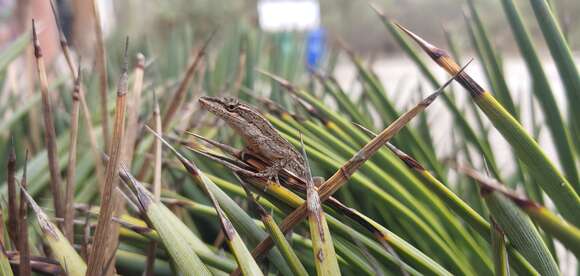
[199,96,306,180]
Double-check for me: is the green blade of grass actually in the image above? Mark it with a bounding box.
[205,170,452,275]
[299,136,341,275]
[466,0,518,118]
[186,133,453,275]
[492,186,580,257]
[120,167,212,276]
[491,220,509,276]
[354,124,538,275]
[528,0,580,158]
[459,166,560,275]
[370,4,504,182]
[397,24,580,227]
[238,177,308,276]
[342,48,446,181]
[251,69,475,275]
[147,127,294,276]
[20,185,87,276]
[203,175,264,276]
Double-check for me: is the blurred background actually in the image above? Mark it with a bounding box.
[2,0,580,56]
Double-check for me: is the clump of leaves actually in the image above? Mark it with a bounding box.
[0,1,578,275]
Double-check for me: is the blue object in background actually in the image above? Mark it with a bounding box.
[306,28,325,71]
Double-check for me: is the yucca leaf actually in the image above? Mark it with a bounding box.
[146,127,294,276]
[20,185,87,276]
[466,0,518,118]
[459,165,560,275]
[343,49,446,181]
[397,24,580,227]
[299,136,341,275]
[355,124,540,275]
[120,167,213,276]
[238,177,308,276]
[198,173,264,276]
[528,0,580,158]
[487,192,559,275]
[494,188,580,257]
[92,207,238,272]
[491,220,509,276]
[370,5,504,182]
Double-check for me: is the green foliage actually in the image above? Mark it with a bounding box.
[0,1,578,275]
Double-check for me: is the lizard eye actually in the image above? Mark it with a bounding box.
[226,104,237,111]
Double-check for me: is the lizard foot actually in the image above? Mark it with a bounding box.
[252,166,281,192]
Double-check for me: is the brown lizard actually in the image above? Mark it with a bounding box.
[197,96,403,268]
[199,96,307,183]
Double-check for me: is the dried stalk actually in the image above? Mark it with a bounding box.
[18,150,30,276]
[152,93,162,200]
[49,0,106,190]
[137,32,214,180]
[6,138,18,246]
[122,53,145,166]
[86,38,130,276]
[64,65,82,242]
[90,0,111,152]
[32,20,64,222]
[144,91,162,276]
[161,31,214,129]
[81,214,91,261]
[5,253,63,275]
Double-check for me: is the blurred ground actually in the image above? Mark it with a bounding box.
[2,0,579,57]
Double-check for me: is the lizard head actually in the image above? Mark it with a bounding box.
[199,96,240,113]
[199,96,251,127]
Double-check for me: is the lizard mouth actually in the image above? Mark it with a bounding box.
[198,96,219,112]
[198,96,212,107]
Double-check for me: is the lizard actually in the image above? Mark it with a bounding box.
[198,96,308,185]
[197,96,389,251]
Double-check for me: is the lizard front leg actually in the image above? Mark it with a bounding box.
[237,151,287,188]
[312,176,325,188]
[253,158,287,189]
